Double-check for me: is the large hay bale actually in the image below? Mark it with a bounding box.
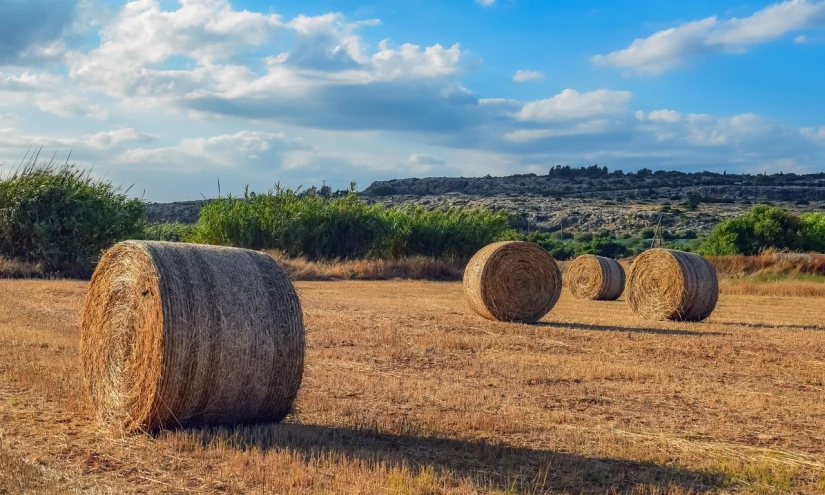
[626,249,718,321]
[463,241,561,323]
[567,255,625,300]
[79,241,305,432]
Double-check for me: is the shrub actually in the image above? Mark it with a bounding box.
[574,232,594,242]
[699,205,820,255]
[141,222,195,242]
[576,237,627,258]
[799,212,825,253]
[0,161,145,272]
[191,185,513,261]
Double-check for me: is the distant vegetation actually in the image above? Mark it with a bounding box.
[189,185,513,261]
[365,164,825,199]
[4,163,825,277]
[698,205,825,255]
[0,161,145,275]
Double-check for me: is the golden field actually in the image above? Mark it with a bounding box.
[1,279,824,494]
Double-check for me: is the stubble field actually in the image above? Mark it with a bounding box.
[1,279,824,494]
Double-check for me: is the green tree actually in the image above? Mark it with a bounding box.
[699,205,803,255]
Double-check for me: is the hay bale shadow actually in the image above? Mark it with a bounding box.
[181,422,725,493]
[536,321,726,337]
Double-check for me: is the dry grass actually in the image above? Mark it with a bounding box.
[0,256,45,279]
[2,279,825,493]
[709,252,825,277]
[265,251,465,281]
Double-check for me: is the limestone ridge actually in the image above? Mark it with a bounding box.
[146,170,825,237]
[362,171,825,201]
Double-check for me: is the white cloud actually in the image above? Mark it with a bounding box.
[476,0,496,6]
[86,127,156,149]
[516,89,632,121]
[61,1,469,135]
[636,109,682,123]
[36,94,108,120]
[0,0,824,199]
[795,34,809,42]
[504,121,612,142]
[593,0,825,74]
[408,153,446,166]
[0,72,62,92]
[512,70,544,82]
[117,130,307,170]
[802,126,825,142]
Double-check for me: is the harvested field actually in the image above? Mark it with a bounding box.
[1,279,824,493]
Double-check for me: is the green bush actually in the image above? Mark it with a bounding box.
[519,232,629,260]
[191,185,513,261]
[699,205,824,255]
[141,222,195,242]
[799,212,825,253]
[0,163,145,272]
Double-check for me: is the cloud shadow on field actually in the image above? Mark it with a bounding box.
[536,321,726,337]
[183,422,725,493]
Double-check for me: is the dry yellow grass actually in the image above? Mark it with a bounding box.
[1,279,825,493]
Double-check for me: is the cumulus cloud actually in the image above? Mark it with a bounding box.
[593,0,825,74]
[476,0,496,6]
[802,126,825,142]
[36,94,108,120]
[516,89,632,121]
[0,72,62,92]
[504,121,612,142]
[117,131,309,170]
[635,109,682,123]
[512,70,544,82]
[0,0,823,199]
[86,127,156,150]
[408,153,446,166]
[62,1,471,134]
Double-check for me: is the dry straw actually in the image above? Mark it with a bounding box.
[566,254,625,301]
[79,241,305,432]
[463,241,562,323]
[626,248,718,321]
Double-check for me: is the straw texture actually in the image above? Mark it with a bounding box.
[626,249,718,321]
[463,241,562,323]
[79,241,305,432]
[567,255,625,301]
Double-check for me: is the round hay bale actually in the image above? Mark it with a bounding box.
[79,241,305,432]
[626,249,718,321]
[463,241,561,323]
[567,255,625,300]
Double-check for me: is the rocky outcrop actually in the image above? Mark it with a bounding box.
[146,172,825,237]
[363,174,825,202]
[145,201,205,224]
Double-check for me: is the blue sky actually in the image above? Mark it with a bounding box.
[1,0,824,201]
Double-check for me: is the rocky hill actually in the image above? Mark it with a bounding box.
[146,168,825,237]
[362,168,825,202]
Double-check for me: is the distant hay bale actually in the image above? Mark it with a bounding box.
[626,249,718,321]
[79,241,305,432]
[463,241,562,323]
[567,255,625,300]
